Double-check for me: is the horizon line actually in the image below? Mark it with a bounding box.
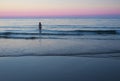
[0,15,120,19]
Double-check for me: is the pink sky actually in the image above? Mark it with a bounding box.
[1,9,120,17]
[0,0,120,17]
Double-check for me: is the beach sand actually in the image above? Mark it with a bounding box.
[0,56,120,81]
[0,38,120,81]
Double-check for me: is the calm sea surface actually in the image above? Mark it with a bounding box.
[0,18,120,39]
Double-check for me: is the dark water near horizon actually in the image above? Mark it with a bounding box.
[0,18,120,40]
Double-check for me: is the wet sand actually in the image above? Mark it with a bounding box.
[0,56,120,81]
[0,38,120,81]
[0,39,120,57]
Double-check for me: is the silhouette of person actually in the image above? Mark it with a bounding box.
[39,22,42,33]
[39,22,42,30]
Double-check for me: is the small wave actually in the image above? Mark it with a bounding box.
[0,29,120,39]
[0,51,120,57]
[0,32,38,35]
[1,29,119,35]
[72,30,119,34]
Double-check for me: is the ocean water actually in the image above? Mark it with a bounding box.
[0,18,120,57]
[0,18,120,40]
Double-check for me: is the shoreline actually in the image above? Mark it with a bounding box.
[0,38,120,57]
[0,52,120,58]
[0,38,120,81]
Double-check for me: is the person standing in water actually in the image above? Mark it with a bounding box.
[39,22,42,33]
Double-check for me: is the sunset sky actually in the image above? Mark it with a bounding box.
[0,0,120,17]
